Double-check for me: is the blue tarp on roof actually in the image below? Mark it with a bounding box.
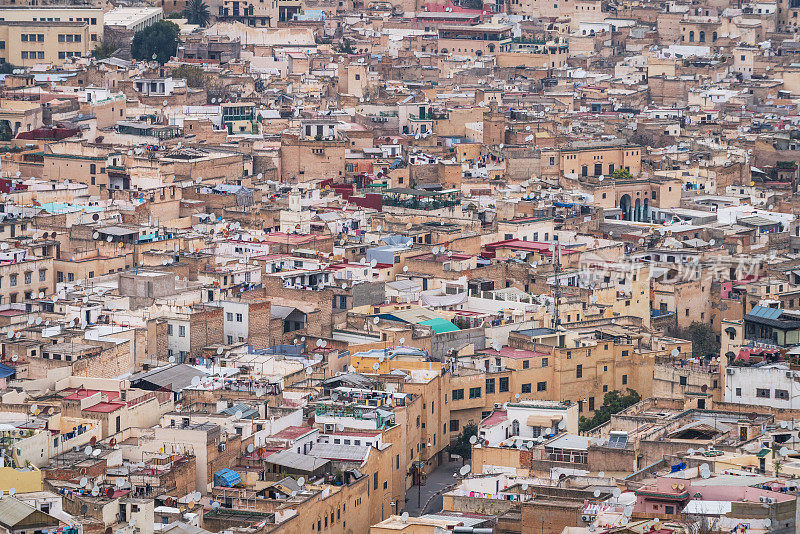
[0,363,14,379]
[214,468,242,487]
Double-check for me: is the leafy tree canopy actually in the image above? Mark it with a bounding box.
[131,20,181,65]
[172,65,206,88]
[667,322,719,360]
[579,389,641,432]
[611,168,634,181]
[448,423,478,460]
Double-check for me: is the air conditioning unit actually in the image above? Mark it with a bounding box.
[760,496,767,503]
[581,515,591,522]
[726,368,734,374]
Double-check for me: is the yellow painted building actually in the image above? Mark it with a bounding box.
[0,22,92,66]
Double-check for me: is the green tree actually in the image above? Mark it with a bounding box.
[448,423,478,461]
[611,168,634,181]
[579,389,641,432]
[172,65,206,88]
[183,0,211,27]
[131,20,181,64]
[338,39,356,54]
[667,322,719,360]
[92,42,117,60]
[0,62,15,74]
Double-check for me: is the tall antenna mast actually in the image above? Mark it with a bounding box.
[553,242,562,336]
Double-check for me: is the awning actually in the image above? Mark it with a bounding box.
[526,414,561,427]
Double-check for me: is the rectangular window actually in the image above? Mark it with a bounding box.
[236,313,243,322]
[756,388,770,398]
[499,377,509,392]
[536,381,547,392]
[469,387,481,399]
[452,389,464,400]
[449,420,459,432]
[9,274,16,286]
[178,325,186,337]
[588,397,595,411]
[521,383,531,393]
[542,358,548,367]
[576,364,582,378]
[24,272,31,284]
[622,374,628,385]
[226,312,233,321]
[776,389,789,400]
[485,378,495,394]
[522,360,529,369]
[39,269,46,282]
[736,387,742,396]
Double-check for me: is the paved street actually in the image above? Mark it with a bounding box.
[403,459,462,516]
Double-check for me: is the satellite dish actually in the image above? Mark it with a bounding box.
[92,449,101,457]
[370,259,378,268]
[84,446,93,455]
[372,362,380,371]
[401,512,409,523]
[93,232,100,239]
[764,519,772,528]
[593,490,600,497]
[623,506,633,517]
[469,435,477,444]
[91,487,99,497]
[247,444,254,453]
[337,423,345,431]
[169,356,176,364]
[297,477,305,487]
[598,471,605,478]
[671,348,679,357]
[106,236,113,242]
[80,477,88,487]
[403,266,409,272]
[459,465,470,476]
[373,317,380,325]
[378,355,384,363]
[211,502,221,510]
[234,410,243,420]
[306,367,313,375]
[612,488,621,498]
[399,337,405,344]
[191,377,200,386]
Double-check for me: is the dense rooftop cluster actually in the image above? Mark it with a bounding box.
[2,0,800,533]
